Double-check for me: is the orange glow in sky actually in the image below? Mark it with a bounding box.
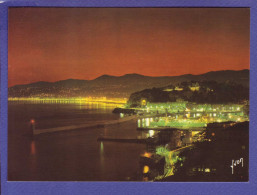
[8,8,249,87]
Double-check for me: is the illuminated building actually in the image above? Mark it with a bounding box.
[189,82,200,91]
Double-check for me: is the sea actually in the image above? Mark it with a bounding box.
[8,102,147,181]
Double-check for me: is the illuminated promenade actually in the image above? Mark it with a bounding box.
[135,101,249,130]
[8,97,127,105]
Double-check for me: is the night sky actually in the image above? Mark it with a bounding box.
[8,8,249,87]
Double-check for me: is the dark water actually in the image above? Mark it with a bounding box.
[8,102,147,181]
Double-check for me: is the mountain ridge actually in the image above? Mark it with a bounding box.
[9,69,249,98]
[10,69,249,88]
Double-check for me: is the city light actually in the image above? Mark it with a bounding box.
[8,97,127,105]
[142,152,152,158]
[143,166,149,174]
[30,119,35,124]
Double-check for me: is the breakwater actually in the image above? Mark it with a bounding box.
[33,115,137,135]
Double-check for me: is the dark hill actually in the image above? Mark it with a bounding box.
[128,80,249,106]
[8,69,249,98]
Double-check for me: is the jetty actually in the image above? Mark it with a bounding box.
[33,115,137,135]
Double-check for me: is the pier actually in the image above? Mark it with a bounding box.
[33,115,137,135]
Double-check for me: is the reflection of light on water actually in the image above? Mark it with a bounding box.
[30,141,36,155]
[100,142,104,170]
[30,140,37,172]
[149,130,154,137]
[143,165,149,174]
[146,118,150,127]
[142,118,144,128]
[100,142,104,154]
[138,119,141,127]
